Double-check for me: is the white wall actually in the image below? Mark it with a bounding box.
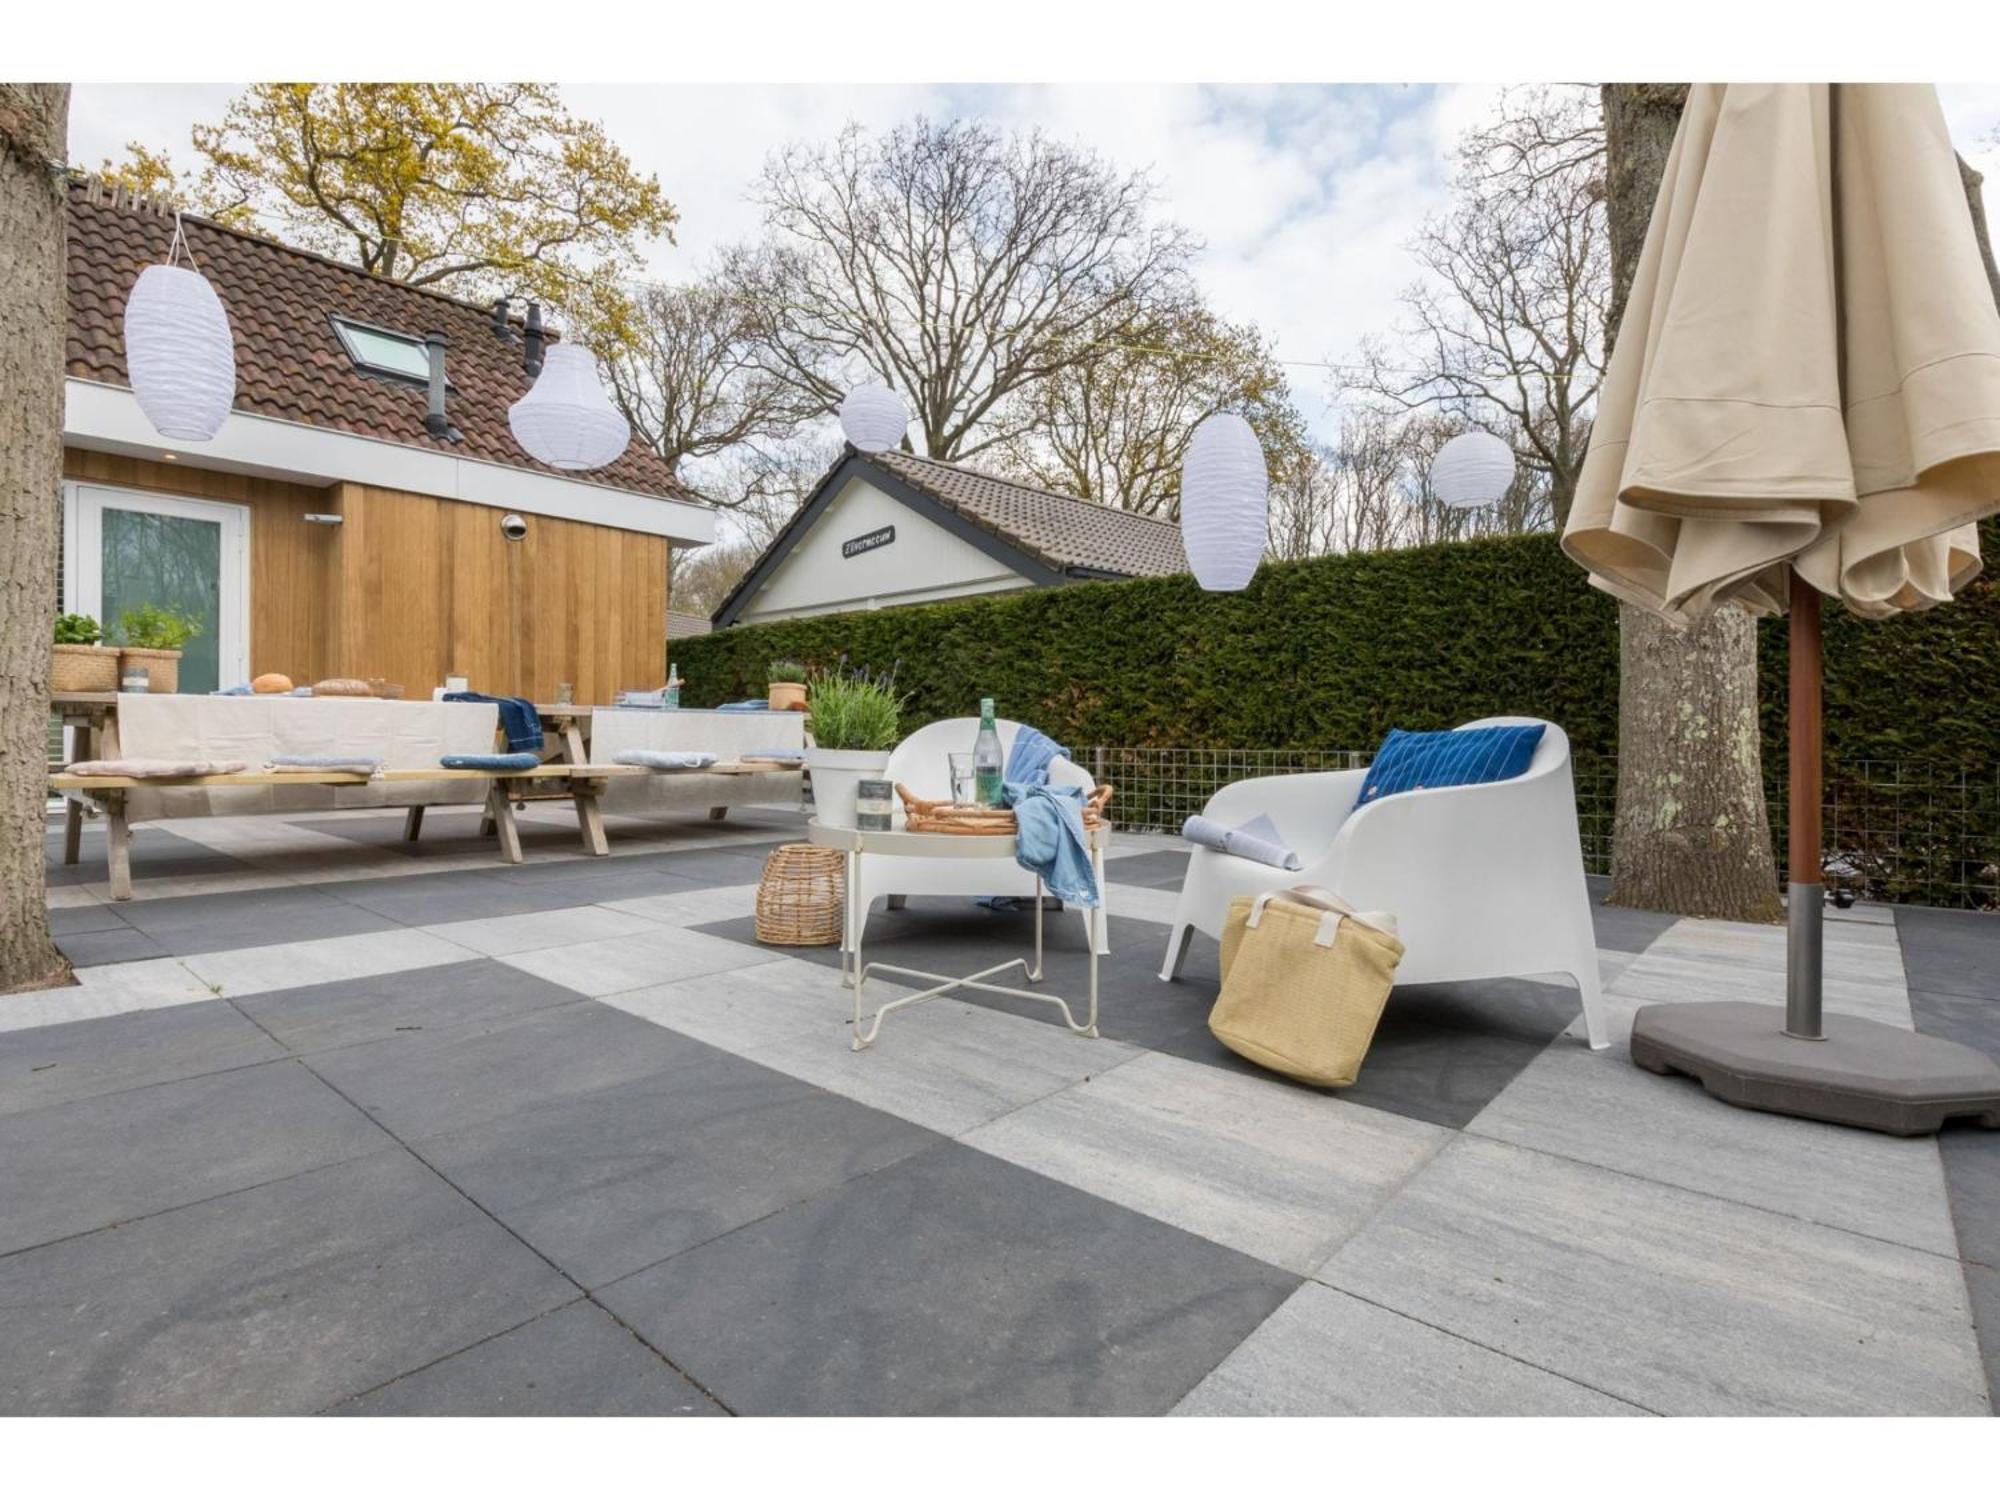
[734,476,1034,623]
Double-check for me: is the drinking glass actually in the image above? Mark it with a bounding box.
[948,752,977,805]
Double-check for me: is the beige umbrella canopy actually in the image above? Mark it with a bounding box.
[1565,83,2000,622]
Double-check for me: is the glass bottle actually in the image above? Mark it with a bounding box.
[973,697,1004,807]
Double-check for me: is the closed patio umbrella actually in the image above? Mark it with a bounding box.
[1565,83,2000,1132]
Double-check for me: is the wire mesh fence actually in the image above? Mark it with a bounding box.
[1088,745,2000,911]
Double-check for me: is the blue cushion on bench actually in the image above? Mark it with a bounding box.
[440,752,542,772]
[1359,724,1545,805]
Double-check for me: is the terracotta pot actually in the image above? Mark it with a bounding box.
[50,643,120,694]
[768,681,808,712]
[118,647,183,695]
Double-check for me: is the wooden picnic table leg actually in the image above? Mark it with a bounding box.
[573,776,610,857]
[402,805,425,843]
[561,721,588,766]
[485,781,524,864]
[63,796,83,865]
[103,791,133,902]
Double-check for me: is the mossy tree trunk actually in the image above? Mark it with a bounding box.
[1600,83,1783,921]
[0,84,70,992]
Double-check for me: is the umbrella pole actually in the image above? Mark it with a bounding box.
[1784,571,1824,1041]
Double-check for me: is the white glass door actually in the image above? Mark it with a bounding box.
[65,484,249,695]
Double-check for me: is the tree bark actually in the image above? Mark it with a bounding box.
[0,84,71,992]
[1599,83,1782,921]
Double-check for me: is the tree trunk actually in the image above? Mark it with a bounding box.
[0,84,71,992]
[1599,83,1782,921]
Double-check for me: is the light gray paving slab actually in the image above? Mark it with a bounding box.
[962,1051,1446,1274]
[1317,1136,1988,1415]
[497,925,766,997]
[1174,1281,1645,1416]
[742,996,1139,1136]
[181,928,480,998]
[0,957,217,1034]
[597,884,761,927]
[419,904,664,957]
[1467,1039,1959,1256]
[601,957,858,1052]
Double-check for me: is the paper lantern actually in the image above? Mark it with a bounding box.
[839,382,908,453]
[508,342,630,471]
[1180,412,1268,592]
[1432,430,1516,508]
[124,263,236,441]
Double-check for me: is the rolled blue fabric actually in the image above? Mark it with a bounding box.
[443,691,544,753]
[440,752,542,772]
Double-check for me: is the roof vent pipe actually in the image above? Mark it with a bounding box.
[422,330,458,442]
[491,297,511,341]
[523,302,546,378]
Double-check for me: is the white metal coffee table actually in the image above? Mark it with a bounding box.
[806,820,1106,1050]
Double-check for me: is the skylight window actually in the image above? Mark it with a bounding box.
[330,317,438,384]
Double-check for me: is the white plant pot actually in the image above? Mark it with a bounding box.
[806,747,893,829]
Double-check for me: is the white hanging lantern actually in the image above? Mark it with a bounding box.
[508,342,630,471]
[1432,430,1516,509]
[1180,412,1268,592]
[839,382,908,453]
[123,218,236,442]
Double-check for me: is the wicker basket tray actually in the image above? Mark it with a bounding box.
[896,782,1113,835]
[755,843,846,946]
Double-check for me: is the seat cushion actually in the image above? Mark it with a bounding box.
[1359,724,1545,804]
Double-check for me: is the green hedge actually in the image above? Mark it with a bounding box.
[681,519,2000,771]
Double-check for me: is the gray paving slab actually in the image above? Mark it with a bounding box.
[1895,905,2000,1002]
[415,1033,940,1287]
[0,1150,575,1415]
[498,925,767,998]
[603,957,858,1052]
[114,883,398,957]
[1173,1281,1644,1415]
[1964,1261,2000,1415]
[44,825,253,888]
[418,904,664,957]
[47,903,134,936]
[1317,1136,1989,1415]
[296,813,578,860]
[318,868,591,926]
[327,1300,724,1416]
[963,1051,1446,1274]
[1101,849,1193,889]
[0,1059,392,1255]
[1939,1128,2000,1272]
[0,999,284,1117]
[596,1141,1299,1415]
[1468,1042,1960,1255]
[304,998,690,1138]
[1906,987,2000,1054]
[180,928,479,999]
[53,924,171,967]
[1585,875,1682,954]
[234,958,585,1055]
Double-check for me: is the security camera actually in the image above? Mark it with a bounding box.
[500,513,528,541]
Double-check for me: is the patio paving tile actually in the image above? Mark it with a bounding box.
[1938,1128,2000,1272]
[412,1032,940,1288]
[1173,1282,1644,1416]
[51,924,171,968]
[318,868,591,926]
[1466,1042,1960,1255]
[0,1059,392,1256]
[180,928,479,999]
[234,959,584,1054]
[0,956,218,1033]
[1316,1136,1989,1415]
[303,998,690,1139]
[1583,876,1682,954]
[740,994,1140,1137]
[598,884,762,928]
[47,903,136,936]
[295,813,579,861]
[1101,849,1192,889]
[595,1140,1299,1415]
[602,957,857,1052]
[963,1051,1445,1274]
[111,883,399,957]
[1964,1262,2000,1416]
[0,999,283,1117]
[44,825,253,888]
[0,1150,574,1416]
[417,904,665,957]
[497,925,767,998]
[1894,906,2000,1002]
[327,1300,724,1416]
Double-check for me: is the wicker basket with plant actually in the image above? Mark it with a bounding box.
[51,614,120,693]
[113,604,203,695]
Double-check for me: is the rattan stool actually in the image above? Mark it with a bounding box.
[755,843,846,946]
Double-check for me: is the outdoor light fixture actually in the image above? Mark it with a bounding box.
[1180,412,1268,592]
[838,382,909,453]
[508,341,630,471]
[1432,430,1516,508]
[124,214,236,442]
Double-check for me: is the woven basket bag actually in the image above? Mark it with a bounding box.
[1211,886,1405,1087]
[755,843,846,946]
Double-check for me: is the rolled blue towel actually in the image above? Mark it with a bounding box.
[715,700,770,712]
[210,683,255,696]
[440,752,542,772]
[1182,812,1303,871]
[613,749,716,770]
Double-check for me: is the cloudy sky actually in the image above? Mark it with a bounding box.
[68,81,2000,452]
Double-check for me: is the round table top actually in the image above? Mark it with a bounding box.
[806,818,1106,856]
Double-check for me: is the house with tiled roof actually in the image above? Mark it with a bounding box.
[60,175,713,703]
[710,447,1188,627]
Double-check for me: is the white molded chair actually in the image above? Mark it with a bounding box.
[1158,717,1607,1050]
[853,717,1110,955]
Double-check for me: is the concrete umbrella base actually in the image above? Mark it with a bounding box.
[1631,1001,2000,1137]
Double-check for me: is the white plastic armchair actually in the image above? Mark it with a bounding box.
[849,717,1109,955]
[1159,717,1607,1050]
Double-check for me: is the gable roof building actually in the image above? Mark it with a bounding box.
[712,448,1188,627]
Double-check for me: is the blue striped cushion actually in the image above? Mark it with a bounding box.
[1360,725,1545,804]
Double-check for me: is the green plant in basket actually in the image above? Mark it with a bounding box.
[54,613,102,645]
[807,662,907,751]
[115,603,204,652]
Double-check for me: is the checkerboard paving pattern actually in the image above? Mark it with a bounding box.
[2,808,1994,1415]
